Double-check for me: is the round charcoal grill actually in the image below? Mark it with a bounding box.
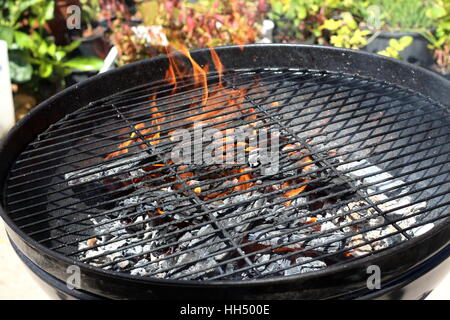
[1,45,449,300]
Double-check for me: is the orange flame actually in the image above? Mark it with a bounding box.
[104,45,316,211]
[179,47,209,106]
[209,47,223,87]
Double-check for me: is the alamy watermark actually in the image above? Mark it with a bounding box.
[66,5,81,30]
[66,265,81,290]
[366,264,381,290]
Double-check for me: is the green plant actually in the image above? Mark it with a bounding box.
[15,31,103,89]
[267,0,333,43]
[266,0,371,47]
[80,0,102,33]
[320,12,371,49]
[360,0,438,30]
[268,0,320,42]
[423,0,450,71]
[431,22,450,71]
[108,0,267,65]
[1,0,103,88]
[0,0,55,83]
[377,35,414,59]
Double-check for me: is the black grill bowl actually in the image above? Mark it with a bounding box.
[1,44,449,299]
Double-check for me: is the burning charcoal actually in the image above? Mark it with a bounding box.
[134,258,149,268]
[91,217,128,237]
[144,257,172,278]
[76,148,433,281]
[284,257,327,276]
[261,258,291,276]
[178,231,194,248]
[219,193,267,236]
[346,234,374,256]
[320,220,338,231]
[289,196,308,208]
[122,215,146,233]
[124,244,143,257]
[115,196,149,218]
[169,257,220,280]
[255,254,271,271]
[130,268,148,276]
[103,239,127,252]
[303,232,345,254]
[336,201,379,232]
[267,206,310,228]
[83,250,109,265]
[248,148,262,168]
[116,260,130,269]
[249,229,288,247]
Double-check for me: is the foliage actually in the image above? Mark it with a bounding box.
[266,0,370,49]
[424,0,450,71]
[377,36,414,59]
[358,0,438,30]
[15,32,103,87]
[0,0,103,88]
[105,0,267,65]
[320,12,371,49]
[266,0,450,69]
[267,0,322,42]
[80,0,102,32]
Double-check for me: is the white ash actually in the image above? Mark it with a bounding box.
[74,155,434,280]
[64,152,149,185]
[284,257,327,276]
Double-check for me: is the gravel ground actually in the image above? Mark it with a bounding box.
[0,219,448,300]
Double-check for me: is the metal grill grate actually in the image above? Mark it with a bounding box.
[3,68,450,281]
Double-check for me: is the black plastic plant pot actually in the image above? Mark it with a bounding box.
[0,44,449,300]
[77,33,111,60]
[65,70,98,87]
[363,31,435,68]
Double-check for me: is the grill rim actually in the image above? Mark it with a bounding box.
[1,44,449,298]
[4,212,449,298]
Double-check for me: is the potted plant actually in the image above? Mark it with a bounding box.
[359,0,445,67]
[107,0,267,66]
[1,0,104,119]
[69,0,112,60]
[423,1,450,76]
[267,0,372,51]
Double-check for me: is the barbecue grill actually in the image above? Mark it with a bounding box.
[1,44,449,300]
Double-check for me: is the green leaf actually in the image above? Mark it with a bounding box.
[0,25,14,46]
[10,0,43,26]
[426,6,447,20]
[14,31,35,49]
[17,0,44,14]
[272,2,283,15]
[63,57,104,71]
[285,10,296,20]
[39,62,53,78]
[54,50,67,61]
[297,6,307,20]
[38,41,48,56]
[62,40,81,53]
[8,50,33,83]
[47,42,56,56]
[42,0,55,21]
[399,35,413,48]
